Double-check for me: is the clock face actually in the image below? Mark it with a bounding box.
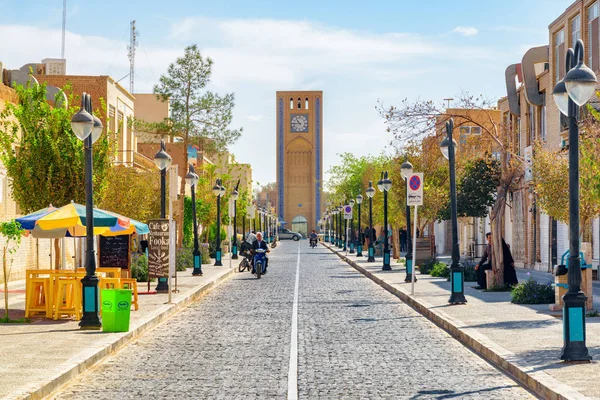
[290,114,309,133]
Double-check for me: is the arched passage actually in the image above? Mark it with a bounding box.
[292,215,308,237]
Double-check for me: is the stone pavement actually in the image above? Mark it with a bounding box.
[326,243,600,400]
[0,254,237,400]
[53,241,531,399]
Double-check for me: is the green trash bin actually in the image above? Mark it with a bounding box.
[102,289,132,333]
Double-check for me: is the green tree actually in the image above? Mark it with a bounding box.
[98,165,161,223]
[0,83,110,213]
[153,45,243,200]
[0,221,23,321]
[438,158,500,220]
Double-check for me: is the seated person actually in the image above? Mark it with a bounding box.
[251,232,270,273]
[475,232,493,289]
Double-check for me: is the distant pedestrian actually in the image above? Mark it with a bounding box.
[400,228,407,252]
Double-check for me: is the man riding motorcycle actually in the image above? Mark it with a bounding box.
[251,232,270,274]
[309,230,318,247]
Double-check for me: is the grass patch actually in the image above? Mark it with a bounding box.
[0,316,31,323]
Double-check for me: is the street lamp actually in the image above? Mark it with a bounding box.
[356,194,364,257]
[441,118,466,305]
[401,158,415,282]
[338,204,343,248]
[349,198,355,253]
[552,39,596,362]
[380,171,392,270]
[366,181,376,262]
[231,185,239,260]
[212,179,225,266]
[331,208,336,244]
[153,139,172,293]
[71,92,102,329]
[185,165,202,276]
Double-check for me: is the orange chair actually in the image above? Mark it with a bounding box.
[54,277,82,320]
[25,277,52,318]
[120,279,139,311]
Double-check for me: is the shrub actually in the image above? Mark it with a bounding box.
[462,262,478,282]
[176,246,193,271]
[511,279,554,304]
[200,243,211,264]
[419,257,438,275]
[430,262,450,278]
[131,253,150,282]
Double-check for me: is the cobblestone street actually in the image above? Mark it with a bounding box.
[54,242,533,399]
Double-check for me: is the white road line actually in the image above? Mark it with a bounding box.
[287,243,300,400]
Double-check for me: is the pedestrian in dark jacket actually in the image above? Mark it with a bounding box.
[475,232,493,289]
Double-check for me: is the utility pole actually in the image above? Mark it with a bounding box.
[128,21,138,94]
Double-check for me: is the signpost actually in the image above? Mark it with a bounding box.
[148,219,170,294]
[407,173,423,295]
[344,205,352,255]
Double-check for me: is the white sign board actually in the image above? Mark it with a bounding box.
[407,173,424,206]
[524,146,533,182]
[344,205,353,220]
[229,198,235,216]
[247,205,255,219]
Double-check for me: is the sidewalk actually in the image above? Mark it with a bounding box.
[0,255,240,400]
[325,244,600,400]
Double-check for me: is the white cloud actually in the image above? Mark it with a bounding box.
[452,26,479,37]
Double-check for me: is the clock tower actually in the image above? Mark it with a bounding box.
[276,91,323,236]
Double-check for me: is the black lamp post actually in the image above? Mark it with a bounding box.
[441,119,466,304]
[331,209,336,244]
[212,179,225,266]
[343,204,348,252]
[366,182,376,262]
[356,194,363,257]
[552,38,596,361]
[338,204,343,248]
[185,165,202,276]
[153,139,173,293]
[349,198,355,253]
[231,184,239,260]
[401,159,415,282]
[253,203,257,232]
[71,92,102,329]
[378,171,392,270]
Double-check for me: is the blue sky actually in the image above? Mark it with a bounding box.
[0,0,572,187]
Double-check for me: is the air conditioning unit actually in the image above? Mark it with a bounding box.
[41,58,66,75]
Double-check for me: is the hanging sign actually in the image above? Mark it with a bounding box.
[407,173,424,206]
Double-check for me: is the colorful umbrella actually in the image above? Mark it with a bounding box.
[36,202,120,230]
[15,205,57,230]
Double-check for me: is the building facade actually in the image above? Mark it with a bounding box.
[276,91,324,236]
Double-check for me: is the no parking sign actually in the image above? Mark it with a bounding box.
[407,173,423,206]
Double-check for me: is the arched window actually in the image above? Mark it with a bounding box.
[290,97,294,109]
[305,98,309,109]
[297,98,301,109]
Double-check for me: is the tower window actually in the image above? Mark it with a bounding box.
[305,98,309,109]
[297,98,301,109]
[290,98,294,109]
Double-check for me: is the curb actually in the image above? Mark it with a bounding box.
[324,244,588,400]
[13,267,236,400]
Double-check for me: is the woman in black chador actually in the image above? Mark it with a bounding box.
[503,239,519,286]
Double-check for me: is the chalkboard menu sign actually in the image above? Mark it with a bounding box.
[148,219,170,278]
[99,235,130,269]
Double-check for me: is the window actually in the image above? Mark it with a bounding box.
[589,2,599,71]
[297,98,301,109]
[457,126,481,135]
[108,105,116,135]
[560,112,568,132]
[305,97,309,109]
[290,97,294,109]
[555,29,565,83]
[572,14,581,46]
[540,93,546,142]
[528,104,535,144]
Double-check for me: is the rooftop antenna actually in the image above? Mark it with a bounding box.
[443,98,454,109]
[61,0,66,58]
[127,20,138,94]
